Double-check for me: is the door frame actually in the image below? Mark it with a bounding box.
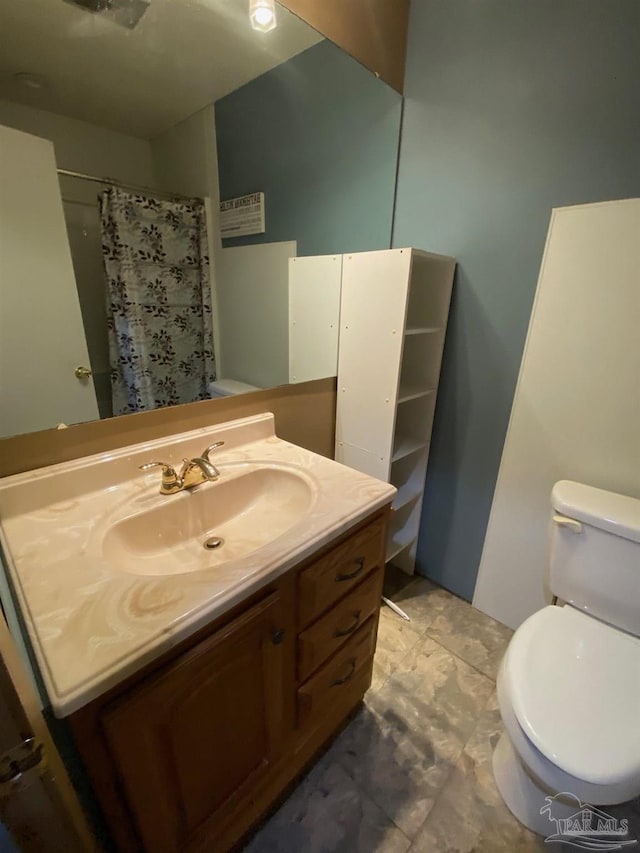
[0,613,96,852]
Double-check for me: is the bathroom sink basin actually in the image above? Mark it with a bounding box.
[102,464,314,576]
[0,412,397,714]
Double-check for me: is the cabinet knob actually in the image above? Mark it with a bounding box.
[270,628,286,645]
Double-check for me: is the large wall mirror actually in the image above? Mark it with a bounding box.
[0,0,402,439]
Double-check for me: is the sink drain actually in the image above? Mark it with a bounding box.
[204,536,224,550]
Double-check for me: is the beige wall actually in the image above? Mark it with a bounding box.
[0,377,337,478]
[0,99,155,184]
[151,105,223,359]
[151,105,219,208]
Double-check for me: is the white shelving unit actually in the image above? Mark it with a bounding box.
[335,248,456,575]
[288,255,342,384]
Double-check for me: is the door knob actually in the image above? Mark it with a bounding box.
[75,366,92,379]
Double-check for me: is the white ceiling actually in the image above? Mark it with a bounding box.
[0,0,322,139]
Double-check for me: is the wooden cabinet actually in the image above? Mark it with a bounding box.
[297,514,386,625]
[101,593,287,853]
[297,570,381,681]
[297,617,377,728]
[69,508,389,853]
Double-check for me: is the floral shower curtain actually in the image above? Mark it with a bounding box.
[100,187,216,415]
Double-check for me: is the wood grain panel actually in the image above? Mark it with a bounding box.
[101,593,287,852]
[297,616,376,727]
[297,514,386,627]
[297,568,382,681]
[280,0,410,93]
[0,377,336,477]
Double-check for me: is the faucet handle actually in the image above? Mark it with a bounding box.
[138,461,181,492]
[138,461,177,476]
[177,455,220,488]
[201,441,225,462]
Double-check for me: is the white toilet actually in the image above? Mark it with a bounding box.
[492,480,640,836]
[208,378,261,398]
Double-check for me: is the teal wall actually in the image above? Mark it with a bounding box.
[394,0,640,600]
[215,40,402,256]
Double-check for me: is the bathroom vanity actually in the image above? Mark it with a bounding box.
[0,413,394,852]
[71,509,387,852]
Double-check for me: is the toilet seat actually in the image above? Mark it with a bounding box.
[503,605,640,788]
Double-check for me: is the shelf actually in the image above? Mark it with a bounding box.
[397,385,435,405]
[335,247,455,578]
[386,529,417,563]
[391,436,428,463]
[404,326,441,336]
[392,483,422,512]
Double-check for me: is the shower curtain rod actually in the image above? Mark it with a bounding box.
[56,168,203,203]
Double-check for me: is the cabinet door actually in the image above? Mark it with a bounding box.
[101,592,287,852]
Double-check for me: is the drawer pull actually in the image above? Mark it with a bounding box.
[335,557,365,583]
[333,610,362,638]
[331,659,357,686]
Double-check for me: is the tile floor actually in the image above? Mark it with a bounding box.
[242,571,640,852]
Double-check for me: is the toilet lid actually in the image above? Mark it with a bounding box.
[504,605,640,786]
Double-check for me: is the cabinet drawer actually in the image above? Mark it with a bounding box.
[298,516,386,627]
[297,617,376,727]
[297,569,382,681]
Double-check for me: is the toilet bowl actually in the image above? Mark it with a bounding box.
[492,481,640,835]
[208,378,260,398]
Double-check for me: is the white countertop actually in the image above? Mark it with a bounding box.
[0,413,395,716]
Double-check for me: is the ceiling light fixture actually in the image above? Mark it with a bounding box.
[249,0,277,33]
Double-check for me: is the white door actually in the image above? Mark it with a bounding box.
[0,125,99,438]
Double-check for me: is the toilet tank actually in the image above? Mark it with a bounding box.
[549,481,640,636]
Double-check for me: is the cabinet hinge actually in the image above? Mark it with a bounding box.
[0,738,47,797]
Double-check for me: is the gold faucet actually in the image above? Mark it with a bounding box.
[139,442,225,495]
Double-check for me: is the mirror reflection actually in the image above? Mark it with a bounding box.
[0,0,402,438]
